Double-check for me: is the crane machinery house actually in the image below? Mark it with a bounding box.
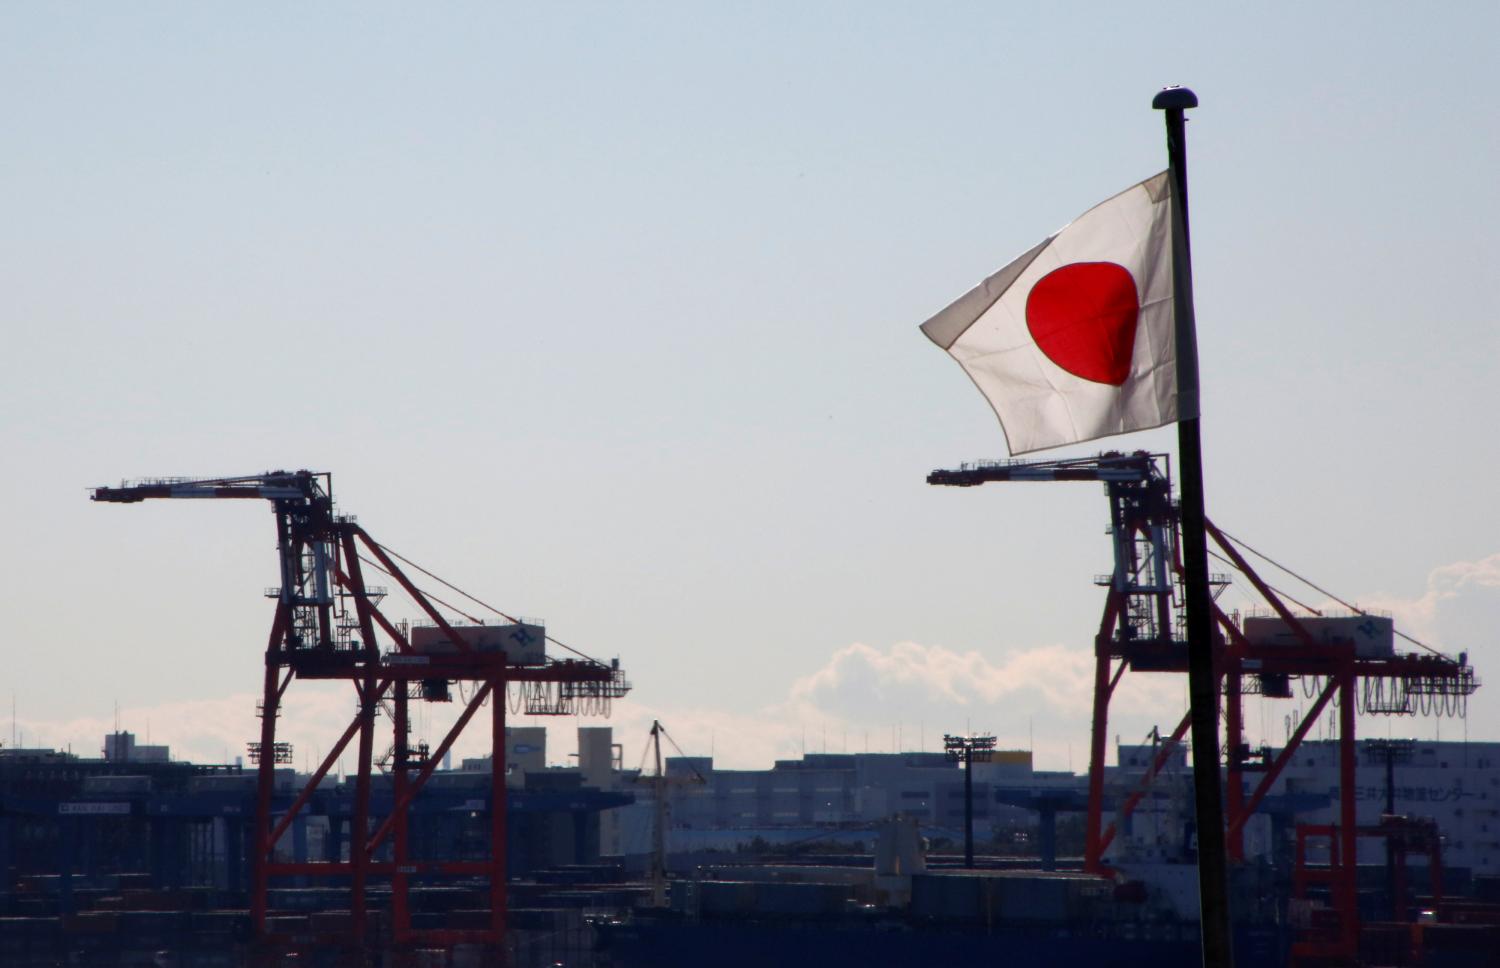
[410,621,547,665]
[1242,614,1395,659]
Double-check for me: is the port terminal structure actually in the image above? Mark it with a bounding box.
[92,471,631,959]
[928,451,1479,965]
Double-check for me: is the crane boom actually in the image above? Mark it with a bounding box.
[926,451,1160,487]
[93,471,327,504]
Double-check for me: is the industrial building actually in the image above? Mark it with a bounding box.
[13,724,1492,899]
[632,737,1500,882]
[0,727,633,895]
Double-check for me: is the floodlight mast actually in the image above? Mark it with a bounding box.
[1366,738,1417,920]
[944,734,996,869]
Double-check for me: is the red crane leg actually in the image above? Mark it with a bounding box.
[1338,667,1359,954]
[392,686,411,942]
[1085,592,1123,874]
[1085,649,1112,872]
[251,604,290,935]
[1225,658,1245,860]
[350,677,376,948]
[491,675,508,944]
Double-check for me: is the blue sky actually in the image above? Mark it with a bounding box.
[3,3,1497,770]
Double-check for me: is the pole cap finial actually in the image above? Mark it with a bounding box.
[1152,86,1198,110]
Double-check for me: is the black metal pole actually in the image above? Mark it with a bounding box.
[1153,85,1235,968]
[964,748,975,869]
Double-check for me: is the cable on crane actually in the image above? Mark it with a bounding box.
[657,724,709,784]
[1213,527,1453,661]
[356,553,485,625]
[371,541,610,668]
[1206,550,1324,616]
[629,722,708,783]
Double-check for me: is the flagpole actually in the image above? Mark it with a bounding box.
[1153,85,1235,968]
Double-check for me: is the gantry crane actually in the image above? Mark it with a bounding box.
[93,471,631,958]
[929,452,1478,964]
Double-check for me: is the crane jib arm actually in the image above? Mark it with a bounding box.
[927,453,1161,488]
[91,472,324,504]
[93,485,309,502]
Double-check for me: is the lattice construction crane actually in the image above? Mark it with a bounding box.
[929,452,1478,965]
[631,720,706,908]
[93,471,631,957]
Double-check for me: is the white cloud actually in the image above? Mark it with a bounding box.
[1359,552,1500,653]
[781,639,1181,767]
[790,641,1092,714]
[21,547,1497,775]
[11,639,1182,775]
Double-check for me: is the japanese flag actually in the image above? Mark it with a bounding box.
[921,172,1183,455]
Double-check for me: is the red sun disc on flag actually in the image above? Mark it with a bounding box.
[1024,262,1140,386]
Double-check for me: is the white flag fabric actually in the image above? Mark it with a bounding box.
[921,172,1182,455]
